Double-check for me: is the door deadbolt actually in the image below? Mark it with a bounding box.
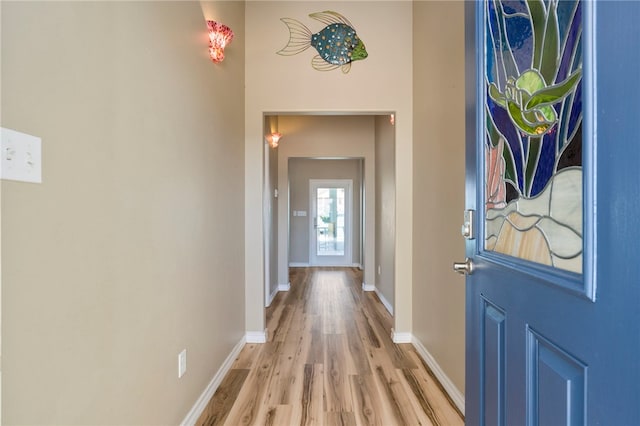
[461,209,475,240]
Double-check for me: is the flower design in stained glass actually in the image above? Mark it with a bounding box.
[484,0,583,274]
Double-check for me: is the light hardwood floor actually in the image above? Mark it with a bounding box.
[196,267,464,426]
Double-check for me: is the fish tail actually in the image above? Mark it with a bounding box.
[276,18,312,56]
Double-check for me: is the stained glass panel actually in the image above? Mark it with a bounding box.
[484,0,583,274]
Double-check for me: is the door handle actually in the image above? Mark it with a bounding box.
[453,258,474,275]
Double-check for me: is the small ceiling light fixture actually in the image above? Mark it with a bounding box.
[207,20,234,63]
[390,114,395,125]
[268,132,283,148]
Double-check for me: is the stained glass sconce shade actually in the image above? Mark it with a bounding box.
[268,132,282,148]
[207,20,234,63]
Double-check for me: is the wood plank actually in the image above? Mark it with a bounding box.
[221,342,281,425]
[324,411,357,426]
[405,347,465,422]
[262,404,292,426]
[271,303,294,343]
[349,374,384,426]
[264,344,296,406]
[353,306,382,349]
[321,272,345,335]
[370,363,429,426]
[231,343,261,370]
[297,363,324,426]
[398,367,446,426]
[344,319,371,375]
[306,315,324,365]
[195,369,249,426]
[324,334,354,412]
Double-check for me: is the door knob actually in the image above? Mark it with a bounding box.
[453,258,474,275]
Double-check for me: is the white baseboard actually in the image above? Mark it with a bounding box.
[391,328,412,343]
[267,283,292,307]
[305,263,361,268]
[181,337,245,426]
[266,286,278,307]
[245,330,268,343]
[375,288,394,315]
[289,263,360,268]
[362,282,375,291]
[411,336,465,415]
[362,283,393,315]
[278,282,291,291]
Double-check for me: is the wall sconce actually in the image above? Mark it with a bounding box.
[268,132,282,148]
[390,114,395,125]
[207,20,234,63]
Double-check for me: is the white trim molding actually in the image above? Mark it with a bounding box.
[288,262,310,267]
[278,282,291,292]
[375,288,394,315]
[362,282,375,292]
[245,330,268,343]
[181,337,245,426]
[411,336,465,415]
[309,179,353,267]
[309,262,360,267]
[267,283,292,307]
[391,329,412,343]
[266,287,278,307]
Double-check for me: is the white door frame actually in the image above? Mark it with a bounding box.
[263,141,272,306]
[309,179,353,266]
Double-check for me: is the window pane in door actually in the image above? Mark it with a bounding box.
[484,0,583,273]
[316,187,345,256]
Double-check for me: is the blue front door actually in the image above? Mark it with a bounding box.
[464,0,640,424]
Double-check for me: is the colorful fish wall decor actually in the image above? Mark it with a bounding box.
[277,11,368,73]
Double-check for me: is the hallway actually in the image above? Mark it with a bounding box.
[196,267,464,425]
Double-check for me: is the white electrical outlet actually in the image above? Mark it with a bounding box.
[178,349,187,378]
[1,127,42,183]
[378,265,381,275]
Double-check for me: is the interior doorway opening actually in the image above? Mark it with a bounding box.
[262,113,396,318]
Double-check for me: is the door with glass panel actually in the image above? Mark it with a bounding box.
[461,1,640,424]
[309,179,352,266]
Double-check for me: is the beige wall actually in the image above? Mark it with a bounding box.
[375,115,396,311]
[245,1,413,335]
[1,1,245,423]
[412,1,466,394]
[288,158,362,266]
